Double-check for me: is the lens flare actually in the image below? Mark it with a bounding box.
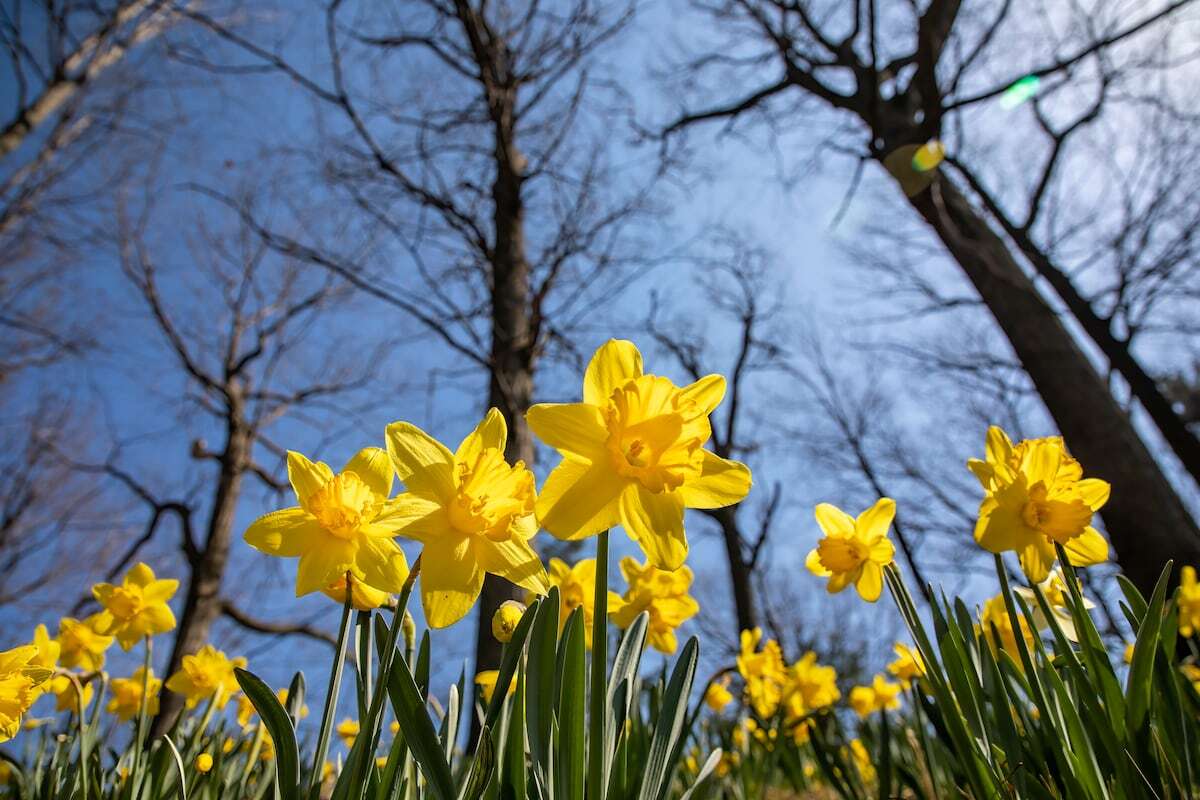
[911,140,945,173]
[1000,75,1041,109]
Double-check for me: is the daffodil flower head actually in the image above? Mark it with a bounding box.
[165,644,245,709]
[704,676,733,712]
[491,600,526,643]
[805,498,896,602]
[48,674,92,713]
[969,426,1109,582]
[336,718,360,748]
[245,447,410,598]
[0,645,52,742]
[91,562,178,650]
[1177,565,1200,637]
[526,339,752,570]
[195,753,214,773]
[848,674,902,719]
[785,651,840,717]
[608,556,699,654]
[540,557,599,648]
[107,667,161,722]
[56,615,113,671]
[384,409,548,628]
[886,643,926,688]
[474,670,517,705]
[736,627,788,719]
[977,593,1036,664]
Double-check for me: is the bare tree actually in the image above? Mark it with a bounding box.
[659,0,1200,596]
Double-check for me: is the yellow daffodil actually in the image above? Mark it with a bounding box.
[736,628,787,719]
[538,557,600,648]
[376,756,388,769]
[245,447,411,597]
[322,574,391,611]
[165,645,245,709]
[336,718,359,749]
[1013,568,1094,642]
[847,739,876,782]
[258,729,276,761]
[390,720,400,735]
[714,753,732,778]
[1123,642,1135,665]
[277,688,308,718]
[1178,566,1200,637]
[977,593,1036,664]
[704,677,733,712]
[236,692,256,729]
[196,753,213,773]
[474,670,517,705]
[222,737,237,754]
[0,646,51,741]
[805,498,896,602]
[527,339,751,570]
[1182,664,1200,694]
[848,675,901,718]
[57,615,113,671]
[48,674,93,713]
[383,409,548,628]
[27,625,61,702]
[786,652,840,716]
[91,562,178,650]
[492,600,526,643]
[608,557,699,654]
[107,667,161,722]
[969,426,1109,582]
[887,643,925,688]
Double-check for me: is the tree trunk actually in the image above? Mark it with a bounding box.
[705,507,757,635]
[901,171,1200,596]
[152,403,248,734]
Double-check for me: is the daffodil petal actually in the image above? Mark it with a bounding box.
[1019,540,1055,584]
[972,496,1028,554]
[805,548,831,577]
[295,538,356,596]
[245,508,324,557]
[343,447,394,499]
[677,450,751,509]
[525,403,608,463]
[420,536,484,628]
[354,536,410,593]
[385,422,456,501]
[455,408,507,466]
[535,459,624,541]
[985,426,1013,468]
[966,458,993,488]
[288,451,334,509]
[475,536,550,595]
[678,374,726,415]
[371,494,451,542]
[583,339,643,406]
[143,579,179,604]
[814,503,855,539]
[1064,526,1108,567]
[869,537,895,564]
[127,563,156,587]
[856,562,883,602]
[855,498,896,541]
[1075,479,1110,511]
[620,484,687,570]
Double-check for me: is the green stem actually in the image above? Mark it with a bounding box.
[587,529,609,800]
[308,581,355,799]
[129,636,153,799]
[68,673,90,800]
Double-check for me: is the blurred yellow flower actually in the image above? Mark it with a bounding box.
[704,677,733,712]
[540,557,600,648]
[195,753,213,773]
[977,594,1036,663]
[390,720,400,735]
[91,562,178,650]
[277,687,308,718]
[322,574,391,611]
[107,667,161,722]
[848,675,901,718]
[848,738,875,782]
[57,615,113,671]
[887,643,925,688]
[1014,568,1094,642]
[609,557,699,654]
[384,409,548,628]
[165,645,245,709]
[0,645,51,742]
[1178,566,1200,637]
[492,600,526,643]
[527,339,751,570]
[236,692,256,729]
[48,674,93,713]
[805,499,896,602]
[474,670,517,705]
[1182,664,1200,694]
[336,718,359,749]
[714,753,732,778]
[244,447,411,598]
[222,737,236,754]
[375,756,388,768]
[969,426,1109,582]
[1123,642,1135,664]
[258,730,275,761]
[736,628,787,719]
[785,652,840,718]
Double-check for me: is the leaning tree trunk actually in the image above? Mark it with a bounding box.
[901,170,1200,596]
[152,402,247,735]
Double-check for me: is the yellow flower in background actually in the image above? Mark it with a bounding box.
[539,558,600,648]
[195,753,213,773]
[786,652,840,717]
[57,615,113,671]
[336,718,359,748]
[887,643,925,688]
[805,499,896,602]
[704,677,733,712]
[222,737,236,754]
[474,670,517,705]
[969,426,1109,582]
[245,447,411,598]
[492,600,526,643]
[977,593,1036,663]
[107,667,161,722]
[0,646,51,741]
[277,688,308,718]
[847,739,876,783]
[1182,664,1200,694]
[236,692,256,729]
[258,730,276,761]
[736,628,787,719]
[389,720,400,736]
[1123,642,1135,665]
[91,562,178,650]
[376,756,388,769]
[609,557,699,654]
[527,339,751,570]
[27,625,63,705]
[384,409,548,628]
[321,574,391,611]
[165,645,245,709]
[48,674,93,713]
[1014,568,1095,642]
[1178,566,1200,637]
[848,675,902,718]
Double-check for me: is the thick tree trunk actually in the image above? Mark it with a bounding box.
[902,172,1200,596]
[708,507,758,635]
[152,404,247,734]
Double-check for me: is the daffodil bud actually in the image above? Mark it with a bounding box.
[491,600,526,643]
[402,611,416,652]
[195,753,214,773]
